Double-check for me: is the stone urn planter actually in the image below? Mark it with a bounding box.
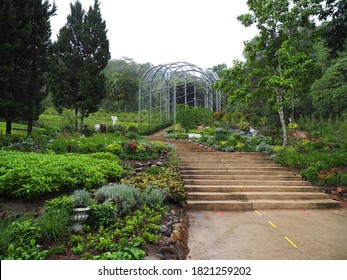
[71,206,90,232]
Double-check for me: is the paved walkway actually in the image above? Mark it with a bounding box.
[146,130,347,260]
[187,209,347,259]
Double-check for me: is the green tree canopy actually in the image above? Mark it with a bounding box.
[106,72,138,112]
[0,0,56,134]
[310,55,347,117]
[230,0,321,146]
[319,0,347,57]
[49,0,110,130]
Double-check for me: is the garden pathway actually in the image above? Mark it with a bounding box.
[146,129,347,259]
[147,129,341,210]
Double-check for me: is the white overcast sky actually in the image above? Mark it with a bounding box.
[49,0,258,70]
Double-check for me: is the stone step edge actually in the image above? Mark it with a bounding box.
[186,199,342,210]
[187,192,329,200]
[183,180,311,186]
[181,175,303,179]
[184,185,319,192]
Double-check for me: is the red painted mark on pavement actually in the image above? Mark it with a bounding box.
[300,211,312,216]
[216,211,225,216]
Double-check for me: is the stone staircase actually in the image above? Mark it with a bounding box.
[175,141,341,210]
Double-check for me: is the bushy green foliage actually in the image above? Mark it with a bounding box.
[297,115,347,149]
[4,239,48,260]
[176,105,214,130]
[138,122,172,135]
[89,202,118,228]
[94,184,167,216]
[256,142,274,156]
[106,143,123,154]
[6,218,42,248]
[0,151,124,199]
[44,196,74,216]
[69,205,167,260]
[310,56,347,118]
[0,216,48,260]
[121,167,186,204]
[274,148,347,185]
[143,186,167,208]
[72,189,95,208]
[94,184,142,216]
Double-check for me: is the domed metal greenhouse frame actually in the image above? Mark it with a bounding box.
[138,62,221,127]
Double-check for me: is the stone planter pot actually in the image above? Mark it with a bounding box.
[71,207,90,232]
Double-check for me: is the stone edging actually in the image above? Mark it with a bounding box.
[144,208,190,260]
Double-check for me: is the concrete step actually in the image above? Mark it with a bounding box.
[187,191,329,201]
[181,174,303,181]
[183,179,311,186]
[180,170,297,176]
[186,199,342,210]
[173,141,340,210]
[184,185,319,193]
[180,164,285,170]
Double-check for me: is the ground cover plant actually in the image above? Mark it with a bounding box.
[121,166,186,205]
[271,116,347,187]
[0,152,124,200]
[0,187,168,260]
[37,107,140,131]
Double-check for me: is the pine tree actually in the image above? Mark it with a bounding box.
[21,0,56,135]
[49,0,110,130]
[0,0,56,135]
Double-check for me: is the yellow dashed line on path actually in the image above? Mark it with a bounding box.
[254,210,300,251]
[284,236,298,248]
[254,210,262,216]
[268,221,277,229]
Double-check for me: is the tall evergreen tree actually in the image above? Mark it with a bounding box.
[22,0,56,135]
[49,0,110,130]
[0,0,31,134]
[0,0,55,135]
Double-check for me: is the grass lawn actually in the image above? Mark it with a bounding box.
[0,108,141,133]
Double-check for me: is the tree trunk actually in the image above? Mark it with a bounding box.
[27,118,33,136]
[80,115,84,129]
[6,119,12,135]
[276,91,287,147]
[74,106,79,131]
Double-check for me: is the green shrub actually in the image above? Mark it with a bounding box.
[44,196,74,216]
[0,151,124,200]
[0,217,13,256]
[94,185,141,216]
[121,166,186,204]
[72,189,95,208]
[6,218,41,248]
[300,161,329,183]
[176,105,214,130]
[126,132,138,140]
[107,143,123,154]
[5,239,48,260]
[224,146,235,152]
[142,186,167,208]
[89,202,118,228]
[256,142,274,156]
[128,126,138,133]
[80,126,94,137]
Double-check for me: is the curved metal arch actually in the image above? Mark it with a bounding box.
[138,62,221,127]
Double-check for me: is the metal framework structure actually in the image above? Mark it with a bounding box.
[138,62,221,127]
